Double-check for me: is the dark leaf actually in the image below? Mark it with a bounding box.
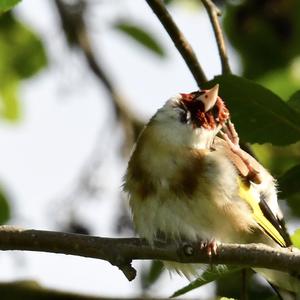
[141,260,164,290]
[217,269,276,299]
[277,164,300,218]
[223,1,300,79]
[0,0,21,13]
[113,21,165,57]
[278,165,300,198]
[288,90,300,114]
[171,266,241,298]
[0,187,11,224]
[203,75,300,145]
[283,192,300,218]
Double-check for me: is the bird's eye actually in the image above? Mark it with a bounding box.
[175,102,191,124]
[175,106,190,124]
[179,109,188,123]
[211,105,219,119]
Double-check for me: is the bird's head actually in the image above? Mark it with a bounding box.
[149,84,229,149]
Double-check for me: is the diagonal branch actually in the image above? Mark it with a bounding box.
[55,0,144,152]
[1,226,300,282]
[145,0,207,88]
[201,0,231,74]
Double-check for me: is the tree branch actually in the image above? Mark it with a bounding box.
[55,0,144,153]
[201,0,231,74]
[145,0,207,88]
[1,226,300,282]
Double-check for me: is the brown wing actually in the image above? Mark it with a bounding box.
[212,136,292,247]
[212,136,262,178]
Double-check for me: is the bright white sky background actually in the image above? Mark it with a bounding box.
[0,0,240,297]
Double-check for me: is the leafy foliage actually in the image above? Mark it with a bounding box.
[224,0,300,79]
[0,0,21,13]
[171,266,241,297]
[113,21,166,57]
[203,75,300,145]
[0,12,47,120]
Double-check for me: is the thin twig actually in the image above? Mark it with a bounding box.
[145,0,207,88]
[201,0,231,74]
[1,226,300,282]
[55,0,144,153]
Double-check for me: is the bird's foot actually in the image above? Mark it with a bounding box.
[221,121,262,184]
[200,239,218,257]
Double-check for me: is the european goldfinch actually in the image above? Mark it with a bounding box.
[123,84,299,298]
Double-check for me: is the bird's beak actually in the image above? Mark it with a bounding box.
[202,84,219,112]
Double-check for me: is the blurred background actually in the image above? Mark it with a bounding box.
[0,0,300,299]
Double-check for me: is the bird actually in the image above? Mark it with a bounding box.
[123,84,300,298]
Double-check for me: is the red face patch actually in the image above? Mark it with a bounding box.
[180,92,229,129]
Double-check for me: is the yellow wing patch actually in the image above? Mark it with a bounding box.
[238,179,286,247]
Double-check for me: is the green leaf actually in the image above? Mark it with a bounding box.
[0,13,47,79]
[288,90,300,114]
[203,75,300,145]
[171,266,241,298]
[291,228,300,249]
[0,78,20,120]
[278,165,300,197]
[0,12,47,121]
[0,0,21,13]
[113,21,165,57]
[0,187,11,224]
[141,260,164,290]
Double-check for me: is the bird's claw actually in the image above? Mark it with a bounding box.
[200,239,218,257]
